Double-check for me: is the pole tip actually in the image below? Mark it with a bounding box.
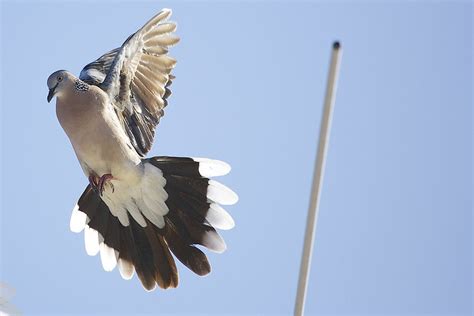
[333,41,341,50]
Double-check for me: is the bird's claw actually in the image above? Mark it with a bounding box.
[89,174,114,196]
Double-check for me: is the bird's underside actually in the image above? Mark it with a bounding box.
[48,8,237,291]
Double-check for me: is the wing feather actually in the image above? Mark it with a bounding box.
[79,8,179,156]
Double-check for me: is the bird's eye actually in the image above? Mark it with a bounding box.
[57,76,63,82]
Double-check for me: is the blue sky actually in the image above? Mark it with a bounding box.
[1,1,472,315]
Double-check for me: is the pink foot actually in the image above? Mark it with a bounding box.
[97,174,114,196]
[89,175,99,191]
[89,174,114,196]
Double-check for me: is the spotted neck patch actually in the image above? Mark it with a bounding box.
[75,80,89,92]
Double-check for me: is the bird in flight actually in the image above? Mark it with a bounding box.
[47,8,237,291]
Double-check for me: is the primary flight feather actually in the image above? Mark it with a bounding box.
[47,8,237,291]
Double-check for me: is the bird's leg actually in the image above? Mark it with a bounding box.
[97,174,115,196]
[88,175,100,192]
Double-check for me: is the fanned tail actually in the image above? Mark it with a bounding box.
[70,156,237,291]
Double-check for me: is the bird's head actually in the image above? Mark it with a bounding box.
[47,70,75,102]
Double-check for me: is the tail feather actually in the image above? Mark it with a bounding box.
[127,219,157,291]
[70,156,237,290]
[165,174,208,199]
[144,222,178,289]
[77,187,100,221]
[177,190,235,230]
[99,243,118,272]
[117,236,134,280]
[164,217,211,276]
[149,156,230,178]
[169,195,226,253]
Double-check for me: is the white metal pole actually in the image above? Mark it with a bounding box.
[294,41,342,316]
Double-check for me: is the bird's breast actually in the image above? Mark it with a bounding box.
[56,95,141,180]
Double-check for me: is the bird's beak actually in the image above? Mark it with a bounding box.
[47,86,57,103]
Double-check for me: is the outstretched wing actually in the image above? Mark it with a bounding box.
[79,9,179,156]
[80,48,121,85]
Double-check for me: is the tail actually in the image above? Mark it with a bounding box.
[69,156,237,291]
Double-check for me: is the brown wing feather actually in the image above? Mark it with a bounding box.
[79,8,179,156]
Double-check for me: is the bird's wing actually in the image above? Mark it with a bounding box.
[79,9,178,156]
[80,48,121,85]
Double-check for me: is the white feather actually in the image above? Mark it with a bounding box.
[100,163,168,228]
[207,180,239,205]
[206,203,235,230]
[116,210,130,226]
[102,190,130,226]
[70,204,88,233]
[141,187,168,214]
[118,259,135,280]
[202,230,227,253]
[100,243,118,272]
[194,158,231,177]
[123,192,147,227]
[98,232,104,244]
[139,196,165,228]
[144,163,167,186]
[139,164,169,228]
[141,173,168,210]
[84,225,100,256]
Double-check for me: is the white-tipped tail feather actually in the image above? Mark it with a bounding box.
[84,225,100,256]
[100,243,118,272]
[194,158,231,177]
[70,204,88,233]
[206,203,235,230]
[202,230,227,253]
[207,180,239,205]
[118,259,135,280]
